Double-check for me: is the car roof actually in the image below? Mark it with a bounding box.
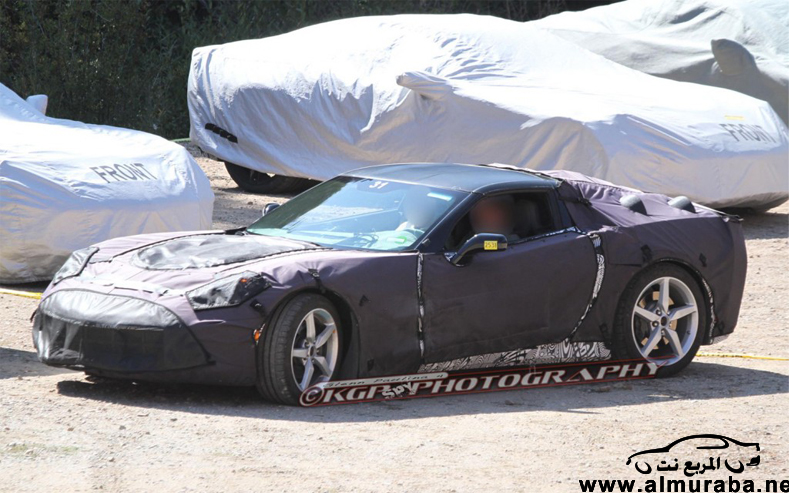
[344,163,559,193]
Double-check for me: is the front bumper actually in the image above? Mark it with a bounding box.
[33,289,210,373]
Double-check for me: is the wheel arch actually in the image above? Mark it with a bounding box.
[260,286,360,380]
[608,257,713,376]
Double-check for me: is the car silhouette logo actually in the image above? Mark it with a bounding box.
[627,434,760,476]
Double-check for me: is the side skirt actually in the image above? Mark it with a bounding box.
[418,340,611,372]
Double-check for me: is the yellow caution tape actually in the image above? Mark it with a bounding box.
[0,288,42,300]
[697,351,788,361]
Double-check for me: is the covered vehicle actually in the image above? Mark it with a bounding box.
[0,83,214,283]
[532,0,789,124]
[33,163,746,405]
[188,14,788,208]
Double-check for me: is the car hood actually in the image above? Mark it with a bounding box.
[43,231,333,299]
[131,233,315,270]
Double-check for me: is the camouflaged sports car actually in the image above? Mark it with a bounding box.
[33,163,746,405]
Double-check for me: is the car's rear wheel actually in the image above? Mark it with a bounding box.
[611,264,706,377]
[256,293,342,405]
[224,161,313,194]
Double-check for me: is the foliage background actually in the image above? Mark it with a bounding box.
[1,0,616,139]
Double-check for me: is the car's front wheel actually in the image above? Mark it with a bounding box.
[256,293,342,404]
[224,161,313,194]
[611,264,707,377]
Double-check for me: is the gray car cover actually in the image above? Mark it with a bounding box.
[188,14,788,209]
[0,83,214,284]
[532,0,789,124]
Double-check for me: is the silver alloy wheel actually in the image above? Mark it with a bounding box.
[631,276,699,366]
[290,308,339,391]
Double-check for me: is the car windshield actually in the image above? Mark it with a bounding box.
[247,176,466,251]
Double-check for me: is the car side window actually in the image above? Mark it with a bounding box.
[444,192,559,250]
[511,193,557,239]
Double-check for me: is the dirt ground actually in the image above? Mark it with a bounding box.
[1,154,786,492]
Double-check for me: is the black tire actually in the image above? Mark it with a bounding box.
[256,293,343,405]
[224,161,310,194]
[611,263,707,377]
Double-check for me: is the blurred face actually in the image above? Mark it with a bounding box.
[403,188,441,229]
[470,197,514,235]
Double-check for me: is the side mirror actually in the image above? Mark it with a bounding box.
[262,202,280,216]
[448,233,508,265]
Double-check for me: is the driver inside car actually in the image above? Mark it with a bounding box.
[361,186,449,249]
[469,195,520,242]
[396,186,445,232]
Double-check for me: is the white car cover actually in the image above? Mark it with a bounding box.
[188,14,789,209]
[532,0,789,124]
[0,83,214,284]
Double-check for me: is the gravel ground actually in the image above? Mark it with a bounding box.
[1,153,786,492]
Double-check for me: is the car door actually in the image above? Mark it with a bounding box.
[420,193,599,364]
